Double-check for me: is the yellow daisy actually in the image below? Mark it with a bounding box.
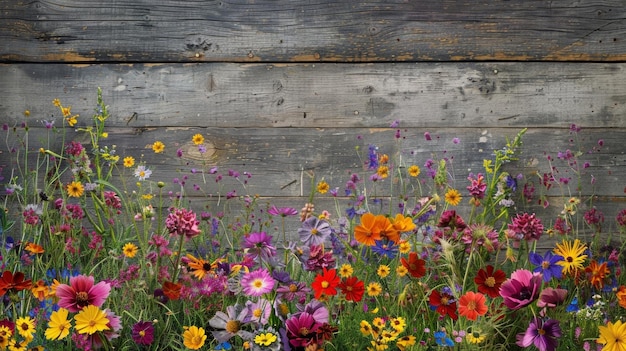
[339,264,354,278]
[408,165,421,177]
[192,133,205,145]
[554,239,588,275]
[367,282,383,297]
[377,265,391,278]
[45,308,71,341]
[15,316,36,339]
[152,141,165,153]
[123,156,135,168]
[66,181,84,198]
[317,180,330,194]
[74,305,109,335]
[377,165,389,179]
[444,188,462,206]
[122,243,139,258]
[597,320,626,351]
[182,326,207,350]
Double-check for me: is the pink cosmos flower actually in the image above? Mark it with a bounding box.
[240,268,276,297]
[56,275,111,312]
[499,269,542,310]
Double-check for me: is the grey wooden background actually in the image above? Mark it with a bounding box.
[1,1,625,240]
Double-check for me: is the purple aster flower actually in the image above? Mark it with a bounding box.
[298,217,331,246]
[267,206,298,217]
[131,321,154,345]
[516,317,561,351]
[529,251,564,282]
[242,232,277,262]
[371,239,398,259]
[537,287,568,309]
[240,268,275,297]
[246,298,272,325]
[500,269,542,310]
[276,281,311,303]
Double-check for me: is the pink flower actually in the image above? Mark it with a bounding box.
[500,269,542,310]
[508,213,544,241]
[240,268,275,297]
[56,275,111,312]
[165,208,200,239]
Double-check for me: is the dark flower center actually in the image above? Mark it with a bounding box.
[76,291,90,304]
[202,262,212,271]
[518,287,532,300]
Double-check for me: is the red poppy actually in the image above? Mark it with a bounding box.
[429,289,458,320]
[0,271,32,297]
[401,252,426,278]
[162,281,182,300]
[458,291,488,321]
[311,268,340,299]
[474,265,506,298]
[338,276,365,302]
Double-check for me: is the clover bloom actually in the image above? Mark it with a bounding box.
[529,251,564,283]
[56,275,111,312]
[516,317,561,351]
[500,269,542,310]
[311,268,340,299]
[182,326,207,350]
[458,291,488,320]
[554,239,587,275]
[241,268,276,297]
[474,265,506,298]
[209,303,253,343]
[165,208,200,239]
[401,252,426,278]
[74,305,110,335]
[598,320,626,351]
[131,321,154,345]
[298,217,331,246]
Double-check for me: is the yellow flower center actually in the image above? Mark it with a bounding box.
[289,284,298,292]
[321,281,329,288]
[484,277,496,288]
[225,320,241,334]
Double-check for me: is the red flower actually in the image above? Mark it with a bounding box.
[162,281,182,300]
[458,291,488,321]
[474,265,506,298]
[311,268,340,299]
[0,271,32,297]
[401,252,426,278]
[338,276,365,302]
[429,289,458,320]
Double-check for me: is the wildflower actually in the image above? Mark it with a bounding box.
[253,329,281,351]
[377,165,389,179]
[192,133,204,145]
[15,316,35,339]
[466,330,486,344]
[209,304,253,343]
[165,208,200,239]
[66,181,84,197]
[241,268,276,297]
[276,281,310,302]
[586,260,610,290]
[434,330,455,346]
[123,156,135,168]
[444,188,462,206]
[377,265,391,278]
[31,280,50,301]
[134,165,152,180]
[131,321,154,345]
[516,318,561,351]
[598,320,626,351]
[311,268,340,299]
[267,206,298,217]
[0,271,32,296]
[151,141,165,153]
[286,312,320,348]
[391,213,416,233]
[242,232,277,262]
[371,239,399,259]
[317,180,330,194]
[298,217,331,246]
[554,239,587,276]
[74,305,110,335]
[408,165,420,177]
[508,212,544,241]
[395,265,408,277]
[458,291,488,320]
[338,277,365,302]
[529,251,564,282]
[122,243,138,258]
[430,288,458,320]
[467,173,487,199]
[24,242,44,255]
[500,269,542,310]
[182,326,207,350]
[45,308,71,341]
[617,286,626,309]
[338,264,353,278]
[400,252,426,278]
[537,287,568,308]
[56,275,111,312]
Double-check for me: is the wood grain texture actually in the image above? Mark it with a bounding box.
[2,1,626,63]
[2,62,626,128]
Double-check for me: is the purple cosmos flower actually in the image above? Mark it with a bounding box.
[240,268,276,297]
[500,269,542,310]
[516,317,561,351]
[298,217,331,246]
[268,206,298,217]
[285,312,320,348]
[537,287,568,309]
[242,232,277,262]
[529,251,564,282]
[209,303,254,343]
[131,321,154,345]
[246,298,272,325]
[276,281,311,303]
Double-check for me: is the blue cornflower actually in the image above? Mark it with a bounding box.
[368,145,379,170]
[566,297,579,312]
[371,239,398,259]
[434,331,455,347]
[505,175,518,191]
[529,251,564,282]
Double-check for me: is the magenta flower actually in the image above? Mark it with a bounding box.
[242,232,276,262]
[240,268,276,297]
[165,208,200,239]
[267,206,298,217]
[500,269,542,310]
[56,275,111,312]
[298,217,331,246]
[508,212,544,241]
[537,287,568,309]
[466,173,487,199]
[131,321,154,345]
[516,317,561,351]
[286,312,321,348]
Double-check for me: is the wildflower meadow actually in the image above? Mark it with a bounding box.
[1,89,626,351]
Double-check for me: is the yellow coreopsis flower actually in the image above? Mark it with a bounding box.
[598,320,626,351]
[123,156,135,168]
[0,325,11,349]
[317,180,330,194]
[444,188,462,206]
[15,316,36,339]
[45,308,71,341]
[152,141,165,153]
[554,239,588,276]
[192,133,205,145]
[122,243,139,258]
[367,282,383,297]
[377,265,391,278]
[182,326,207,350]
[74,305,110,335]
[377,165,389,179]
[408,165,421,177]
[339,264,354,278]
[66,181,84,198]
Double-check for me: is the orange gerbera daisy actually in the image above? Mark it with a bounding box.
[458,291,488,321]
[585,260,610,290]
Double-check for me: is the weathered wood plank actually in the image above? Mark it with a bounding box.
[3,126,623,198]
[2,62,626,128]
[2,1,626,63]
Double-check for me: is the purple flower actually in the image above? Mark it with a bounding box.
[516,318,561,351]
[508,213,544,242]
[268,206,298,217]
[209,304,254,343]
[537,287,568,309]
[240,268,276,297]
[298,217,331,246]
[424,131,432,141]
[368,145,378,170]
[276,281,311,303]
[242,232,277,262]
[285,312,320,348]
[371,239,398,259]
[131,321,154,345]
[500,269,542,310]
[529,251,564,282]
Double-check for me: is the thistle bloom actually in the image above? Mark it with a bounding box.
[241,268,276,297]
[516,318,561,351]
[56,275,111,312]
[298,217,332,246]
[500,269,542,310]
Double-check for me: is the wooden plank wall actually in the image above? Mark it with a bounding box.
[1,1,625,240]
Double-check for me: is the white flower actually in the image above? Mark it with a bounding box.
[134,165,152,180]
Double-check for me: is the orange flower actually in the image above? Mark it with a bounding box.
[458,291,488,321]
[25,242,44,254]
[186,254,220,280]
[585,260,610,290]
[31,280,50,301]
[162,281,182,300]
[392,214,416,233]
[617,286,626,309]
[355,213,400,246]
[401,252,426,278]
